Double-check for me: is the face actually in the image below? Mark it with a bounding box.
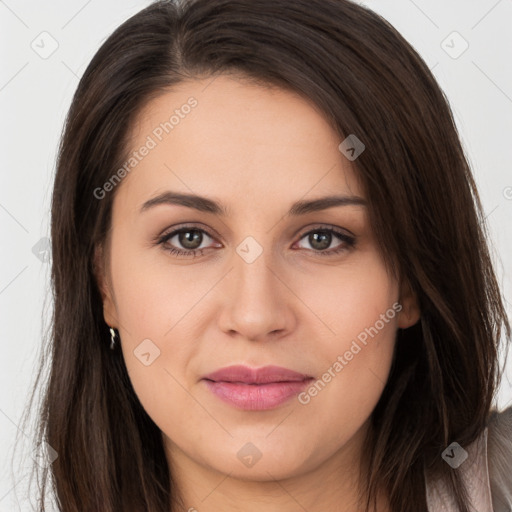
[97,75,419,491]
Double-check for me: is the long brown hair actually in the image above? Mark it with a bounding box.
[19,0,510,510]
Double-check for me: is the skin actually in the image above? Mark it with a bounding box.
[96,74,420,512]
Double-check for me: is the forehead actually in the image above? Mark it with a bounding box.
[118,74,364,211]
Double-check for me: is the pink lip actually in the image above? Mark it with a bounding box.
[201,365,313,410]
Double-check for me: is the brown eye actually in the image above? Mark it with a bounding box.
[308,231,332,251]
[157,225,220,258]
[157,224,355,259]
[295,227,356,256]
[177,229,204,250]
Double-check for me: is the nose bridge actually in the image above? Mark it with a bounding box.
[235,242,275,298]
[218,236,292,340]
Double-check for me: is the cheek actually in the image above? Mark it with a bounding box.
[292,248,399,348]
[110,231,213,336]
[293,251,399,428]
[108,238,207,420]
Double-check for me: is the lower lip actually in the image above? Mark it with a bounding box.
[203,379,312,410]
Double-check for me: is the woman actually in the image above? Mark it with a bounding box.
[24,0,512,510]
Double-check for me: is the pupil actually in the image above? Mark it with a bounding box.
[179,230,202,250]
[310,231,330,250]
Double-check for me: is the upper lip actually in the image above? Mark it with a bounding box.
[202,365,313,384]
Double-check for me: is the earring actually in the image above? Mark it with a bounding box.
[109,327,117,350]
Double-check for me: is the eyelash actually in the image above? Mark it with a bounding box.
[155,224,356,259]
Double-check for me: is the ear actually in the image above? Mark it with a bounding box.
[397,279,420,329]
[93,244,118,328]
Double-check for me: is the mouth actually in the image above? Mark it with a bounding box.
[201,365,314,410]
[201,364,313,384]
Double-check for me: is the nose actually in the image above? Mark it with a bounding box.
[217,247,297,342]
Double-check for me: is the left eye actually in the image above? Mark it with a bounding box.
[157,226,355,258]
[294,228,355,254]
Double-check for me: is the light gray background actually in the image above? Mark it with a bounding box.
[1,1,511,510]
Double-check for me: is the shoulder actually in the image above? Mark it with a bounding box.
[487,405,512,512]
[425,406,512,512]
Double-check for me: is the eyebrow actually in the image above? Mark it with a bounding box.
[140,191,367,216]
